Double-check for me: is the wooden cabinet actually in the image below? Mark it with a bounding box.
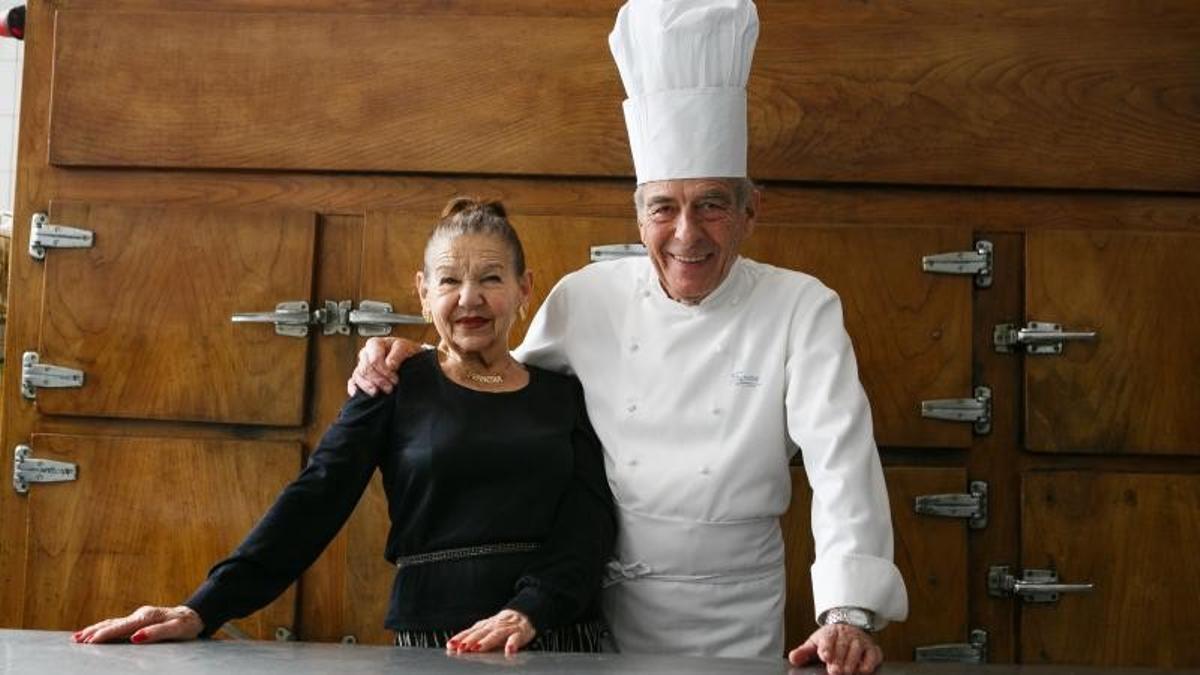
[18,434,299,639]
[2,0,1197,667]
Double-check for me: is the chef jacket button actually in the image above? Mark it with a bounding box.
[627,404,638,413]
[630,343,639,352]
[699,465,710,475]
[642,290,651,298]
[627,458,638,467]
[711,407,722,415]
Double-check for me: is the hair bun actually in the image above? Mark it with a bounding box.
[440,196,507,220]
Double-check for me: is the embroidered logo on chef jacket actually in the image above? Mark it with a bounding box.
[731,371,760,388]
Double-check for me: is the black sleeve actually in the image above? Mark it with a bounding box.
[184,390,393,636]
[504,382,616,629]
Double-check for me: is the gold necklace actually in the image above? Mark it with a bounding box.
[462,369,504,385]
[439,347,510,385]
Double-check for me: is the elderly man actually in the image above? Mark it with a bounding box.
[351,1,906,673]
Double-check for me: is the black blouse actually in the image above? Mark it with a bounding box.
[185,349,615,635]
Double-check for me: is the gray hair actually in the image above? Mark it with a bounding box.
[422,197,526,282]
[633,177,758,217]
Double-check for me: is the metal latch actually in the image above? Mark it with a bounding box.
[988,566,1094,603]
[29,212,95,260]
[922,240,993,288]
[914,480,988,529]
[993,321,1098,354]
[13,444,78,494]
[21,352,85,400]
[590,243,647,262]
[915,629,988,663]
[311,300,352,336]
[921,386,992,435]
[348,300,425,337]
[231,301,316,337]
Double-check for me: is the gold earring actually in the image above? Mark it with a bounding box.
[519,305,528,322]
[422,308,432,323]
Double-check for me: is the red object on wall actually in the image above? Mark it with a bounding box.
[0,5,25,40]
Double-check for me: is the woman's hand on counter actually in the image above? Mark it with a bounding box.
[72,605,204,645]
[446,609,536,656]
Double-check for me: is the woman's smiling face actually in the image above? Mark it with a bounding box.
[417,232,531,359]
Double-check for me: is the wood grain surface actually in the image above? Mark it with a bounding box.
[1025,229,1200,455]
[20,433,300,639]
[47,2,1200,191]
[35,201,316,425]
[1021,471,1200,667]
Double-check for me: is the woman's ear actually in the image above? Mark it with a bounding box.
[415,270,428,305]
[519,270,534,305]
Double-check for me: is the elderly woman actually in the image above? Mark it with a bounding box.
[73,198,616,654]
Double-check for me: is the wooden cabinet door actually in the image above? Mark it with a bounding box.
[1021,471,1200,667]
[19,433,301,639]
[743,225,975,449]
[783,466,969,660]
[34,201,317,425]
[1025,229,1200,455]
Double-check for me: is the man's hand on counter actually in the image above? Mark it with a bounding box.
[788,624,883,675]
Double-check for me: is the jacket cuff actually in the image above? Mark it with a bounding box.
[183,580,230,639]
[811,553,908,628]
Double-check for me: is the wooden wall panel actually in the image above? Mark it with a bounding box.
[49,9,627,176]
[48,2,1200,191]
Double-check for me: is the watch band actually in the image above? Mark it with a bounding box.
[820,606,877,632]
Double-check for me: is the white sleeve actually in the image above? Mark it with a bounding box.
[785,286,908,626]
[514,275,575,375]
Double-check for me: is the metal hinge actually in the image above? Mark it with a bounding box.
[348,300,425,337]
[915,629,988,663]
[914,480,988,529]
[29,212,95,260]
[13,444,78,494]
[920,386,992,435]
[21,352,85,400]
[993,321,1098,354]
[922,240,993,288]
[590,243,646,262]
[988,566,1095,603]
[274,627,296,642]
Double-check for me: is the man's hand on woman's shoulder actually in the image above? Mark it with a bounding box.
[348,337,424,397]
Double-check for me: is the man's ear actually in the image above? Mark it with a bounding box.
[743,187,762,237]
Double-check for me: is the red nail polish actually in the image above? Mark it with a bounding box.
[130,632,145,644]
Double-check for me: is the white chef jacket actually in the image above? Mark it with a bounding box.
[516,256,907,659]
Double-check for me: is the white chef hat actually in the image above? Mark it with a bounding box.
[609,0,759,185]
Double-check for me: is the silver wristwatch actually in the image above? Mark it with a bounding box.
[820,606,877,632]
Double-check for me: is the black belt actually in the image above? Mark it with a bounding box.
[393,542,541,570]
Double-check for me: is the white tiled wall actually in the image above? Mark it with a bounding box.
[0,37,22,215]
